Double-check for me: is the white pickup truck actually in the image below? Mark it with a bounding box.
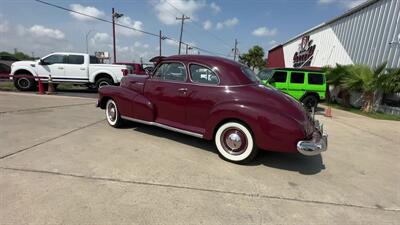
[10,52,129,91]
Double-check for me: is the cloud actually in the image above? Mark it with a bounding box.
[215,17,239,30]
[318,0,336,4]
[318,0,368,9]
[29,25,65,40]
[134,41,150,49]
[252,26,277,37]
[153,0,205,25]
[116,16,144,37]
[344,0,367,9]
[0,20,8,33]
[203,20,212,30]
[69,4,105,21]
[210,2,221,13]
[268,40,277,45]
[90,32,110,45]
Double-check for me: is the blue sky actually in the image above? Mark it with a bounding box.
[0,0,367,62]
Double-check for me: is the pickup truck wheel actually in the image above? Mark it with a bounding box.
[215,122,258,164]
[105,99,123,128]
[14,75,36,91]
[96,78,114,89]
[302,95,318,111]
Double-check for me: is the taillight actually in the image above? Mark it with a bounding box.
[121,68,128,76]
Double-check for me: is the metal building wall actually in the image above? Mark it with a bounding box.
[330,0,400,68]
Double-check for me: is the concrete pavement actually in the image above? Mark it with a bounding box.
[0,91,399,224]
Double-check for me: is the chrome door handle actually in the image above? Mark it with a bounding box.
[178,88,188,92]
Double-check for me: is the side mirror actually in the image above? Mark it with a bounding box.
[145,68,153,76]
[39,59,49,65]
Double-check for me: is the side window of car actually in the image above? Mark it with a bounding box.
[67,55,84,65]
[190,64,219,85]
[290,72,305,84]
[153,63,168,79]
[42,54,66,65]
[272,71,287,83]
[153,63,186,82]
[308,73,324,85]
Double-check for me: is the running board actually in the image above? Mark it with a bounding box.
[121,116,203,138]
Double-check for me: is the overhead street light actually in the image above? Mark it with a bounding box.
[112,8,124,63]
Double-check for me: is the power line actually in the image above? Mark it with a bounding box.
[34,0,159,37]
[164,0,232,50]
[34,0,226,57]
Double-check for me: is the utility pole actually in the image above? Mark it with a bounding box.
[176,14,190,55]
[185,44,192,54]
[159,30,162,56]
[112,8,123,63]
[233,39,238,61]
[85,29,94,54]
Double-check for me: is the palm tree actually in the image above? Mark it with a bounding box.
[324,64,352,107]
[340,63,387,113]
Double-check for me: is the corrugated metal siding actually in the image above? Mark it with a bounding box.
[331,0,400,68]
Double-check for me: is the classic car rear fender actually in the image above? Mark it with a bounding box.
[98,85,155,121]
[205,103,306,153]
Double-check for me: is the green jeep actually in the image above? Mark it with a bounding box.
[258,68,326,109]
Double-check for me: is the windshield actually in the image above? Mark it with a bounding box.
[257,69,273,80]
[241,66,260,83]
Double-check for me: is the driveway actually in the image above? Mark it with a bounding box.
[0,92,399,224]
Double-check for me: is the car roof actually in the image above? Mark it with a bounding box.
[160,55,254,85]
[267,67,324,73]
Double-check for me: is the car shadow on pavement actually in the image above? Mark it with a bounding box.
[124,121,325,175]
[253,151,325,175]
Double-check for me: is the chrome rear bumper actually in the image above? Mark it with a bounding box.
[297,120,328,156]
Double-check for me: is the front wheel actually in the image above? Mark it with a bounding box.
[105,99,124,128]
[215,122,258,164]
[302,95,319,111]
[13,75,36,91]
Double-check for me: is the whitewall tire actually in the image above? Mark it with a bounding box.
[215,122,258,164]
[105,99,123,128]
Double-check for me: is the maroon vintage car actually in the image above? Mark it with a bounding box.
[97,55,327,163]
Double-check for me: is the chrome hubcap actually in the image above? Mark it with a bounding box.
[107,103,117,122]
[221,128,247,155]
[99,81,109,87]
[18,78,30,88]
[226,132,242,150]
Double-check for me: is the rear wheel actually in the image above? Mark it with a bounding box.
[105,99,124,128]
[13,73,36,91]
[215,122,258,164]
[302,95,319,111]
[96,77,114,89]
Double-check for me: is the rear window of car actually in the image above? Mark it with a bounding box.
[68,55,84,64]
[308,73,324,85]
[272,71,287,83]
[190,64,219,85]
[241,67,260,83]
[290,72,305,84]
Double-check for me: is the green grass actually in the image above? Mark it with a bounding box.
[0,81,16,91]
[325,103,400,121]
[0,81,87,92]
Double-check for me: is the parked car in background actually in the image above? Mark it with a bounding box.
[114,62,147,75]
[114,62,154,76]
[97,55,327,164]
[10,52,129,91]
[258,68,326,110]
